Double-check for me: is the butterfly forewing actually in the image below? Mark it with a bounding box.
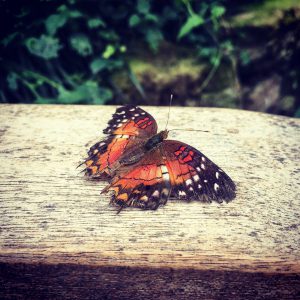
[84,105,158,177]
[103,105,157,137]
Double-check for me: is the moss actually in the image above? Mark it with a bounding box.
[230,0,300,27]
[129,57,205,85]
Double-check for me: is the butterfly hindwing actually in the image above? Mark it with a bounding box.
[99,139,235,209]
[103,147,171,210]
[162,140,236,203]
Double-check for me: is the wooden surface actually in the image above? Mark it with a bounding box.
[0,104,299,299]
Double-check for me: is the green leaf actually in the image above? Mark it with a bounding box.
[1,32,18,47]
[99,30,119,41]
[53,80,108,104]
[144,13,158,23]
[25,35,62,59]
[211,5,225,18]
[120,45,127,53]
[129,14,141,27]
[240,50,251,65]
[45,14,67,35]
[88,18,105,28]
[137,0,150,14]
[57,5,67,13]
[210,54,221,66]
[7,73,18,90]
[102,44,116,59]
[222,40,234,52]
[70,35,93,56]
[146,29,163,52]
[198,47,216,58]
[69,10,82,18]
[93,87,113,104]
[178,14,204,40]
[90,59,109,74]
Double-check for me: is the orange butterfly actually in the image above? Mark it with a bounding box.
[83,105,236,210]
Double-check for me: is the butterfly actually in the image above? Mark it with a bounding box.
[83,105,236,210]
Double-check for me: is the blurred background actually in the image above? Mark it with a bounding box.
[0,0,299,117]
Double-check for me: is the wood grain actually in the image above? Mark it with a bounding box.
[0,104,299,298]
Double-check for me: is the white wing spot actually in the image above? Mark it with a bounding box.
[161,165,170,181]
[132,117,135,120]
[122,119,128,123]
[152,190,160,197]
[117,111,125,115]
[201,163,206,170]
[214,183,220,191]
[161,165,168,173]
[196,167,201,172]
[117,119,121,122]
[162,188,169,196]
[185,179,192,186]
[117,123,122,128]
[189,187,194,191]
[201,157,206,162]
[141,112,146,115]
[99,142,105,146]
[134,113,139,117]
[179,190,186,196]
[129,108,136,111]
[204,179,208,183]
[198,184,202,189]
[216,172,219,179]
[193,174,199,182]
[162,172,170,181]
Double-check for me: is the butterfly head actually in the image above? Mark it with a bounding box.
[159,129,169,140]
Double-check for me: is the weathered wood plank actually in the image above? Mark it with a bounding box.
[1,263,299,300]
[0,104,299,298]
[0,104,299,272]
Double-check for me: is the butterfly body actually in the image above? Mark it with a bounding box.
[84,105,236,210]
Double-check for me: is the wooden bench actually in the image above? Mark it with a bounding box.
[0,104,299,299]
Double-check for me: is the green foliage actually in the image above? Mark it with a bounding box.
[102,44,116,59]
[7,73,18,90]
[70,35,93,56]
[1,0,229,105]
[25,35,63,59]
[178,14,204,39]
[87,18,106,29]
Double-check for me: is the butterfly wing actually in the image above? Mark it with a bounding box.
[85,105,157,177]
[162,140,236,202]
[102,139,235,210]
[103,147,171,210]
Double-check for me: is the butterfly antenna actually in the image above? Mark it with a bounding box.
[164,94,173,130]
[170,129,210,133]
